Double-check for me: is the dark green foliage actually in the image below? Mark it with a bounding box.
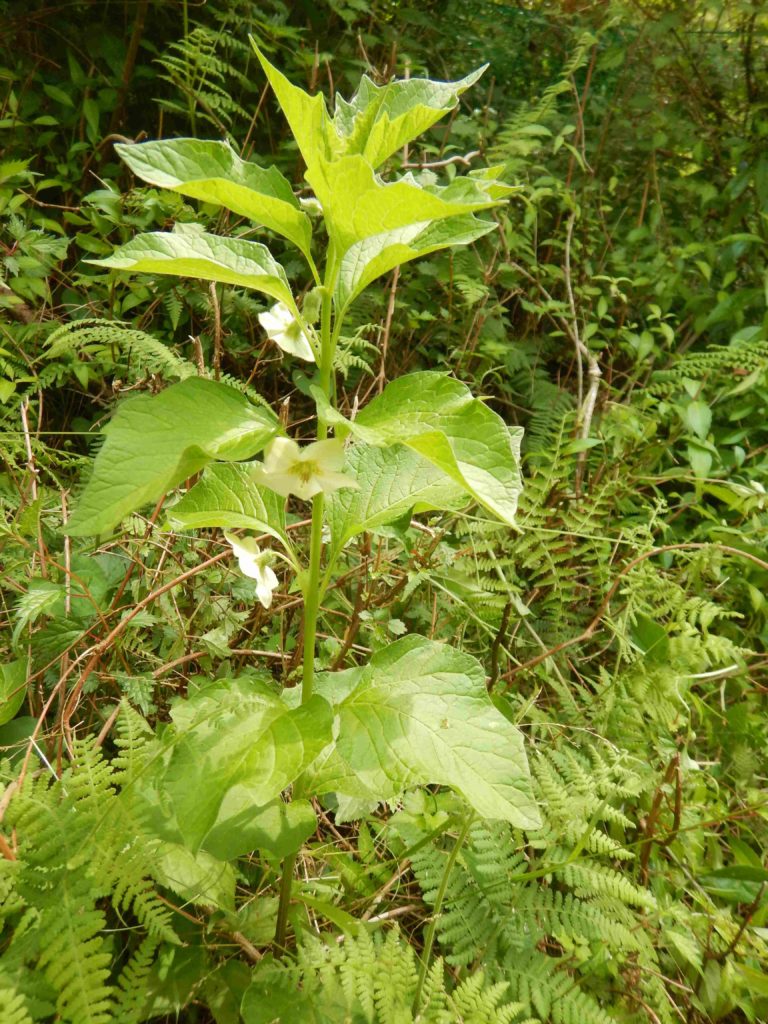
[1,2,767,1022]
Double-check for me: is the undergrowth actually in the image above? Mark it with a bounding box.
[0,1,766,1022]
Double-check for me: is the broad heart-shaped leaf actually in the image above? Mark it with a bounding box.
[326,443,467,563]
[306,156,501,258]
[66,378,279,536]
[163,676,333,852]
[335,214,496,311]
[165,462,289,548]
[88,230,296,312]
[115,139,313,260]
[317,372,523,526]
[305,636,540,829]
[333,66,487,169]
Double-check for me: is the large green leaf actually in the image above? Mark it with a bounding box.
[333,66,487,169]
[163,677,333,851]
[251,42,340,174]
[89,229,296,310]
[335,214,496,310]
[115,139,313,259]
[0,660,27,726]
[154,843,236,912]
[306,636,540,828]
[254,43,485,175]
[317,372,523,526]
[165,462,289,548]
[306,156,500,256]
[326,442,466,563]
[204,797,317,861]
[66,378,279,536]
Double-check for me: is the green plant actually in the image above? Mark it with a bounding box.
[4,5,768,1022]
[34,46,544,1016]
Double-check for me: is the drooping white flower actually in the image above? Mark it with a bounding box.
[251,437,358,501]
[224,531,279,608]
[258,302,315,362]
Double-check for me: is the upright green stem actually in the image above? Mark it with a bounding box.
[301,287,335,703]
[412,814,474,1014]
[274,285,337,953]
[181,0,196,134]
[301,493,324,703]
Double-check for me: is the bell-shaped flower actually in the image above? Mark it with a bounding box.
[258,302,315,362]
[224,531,279,608]
[251,437,358,501]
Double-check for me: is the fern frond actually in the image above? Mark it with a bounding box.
[112,936,161,1024]
[285,927,525,1023]
[0,983,34,1024]
[649,335,768,396]
[46,319,197,383]
[2,738,174,1021]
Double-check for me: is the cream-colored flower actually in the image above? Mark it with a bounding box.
[251,437,358,501]
[258,302,315,362]
[224,532,279,608]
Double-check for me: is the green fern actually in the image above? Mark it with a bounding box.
[45,319,197,383]
[394,749,672,1024]
[648,334,768,396]
[0,981,34,1024]
[155,27,251,137]
[490,32,596,166]
[248,927,528,1023]
[111,936,161,1024]
[334,326,380,381]
[0,733,177,1024]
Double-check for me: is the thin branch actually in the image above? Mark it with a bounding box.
[20,398,47,575]
[6,548,232,797]
[209,282,222,381]
[402,149,480,170]
[377,267,400,394]
[503,543,768,683]
[563,212,602,495]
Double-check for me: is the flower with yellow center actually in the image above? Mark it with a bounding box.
[224,532,279,608]
[251,437,357,501]
[258,302,315,362]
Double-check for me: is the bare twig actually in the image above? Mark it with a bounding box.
[209,282,222,381]
[20,399,47,575]
[563,212,602,495]
[365,904,420,925]
[639,753,680,883]
[95,704,121,748]
[6,548,232,796]
[377,268,400,394]
[190,335,205,375]
[402,149,480,170]
[228,930,263,963]
[489,599,512,690]
[707,882,766,963]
